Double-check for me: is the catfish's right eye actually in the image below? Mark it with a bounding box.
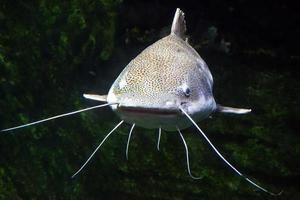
[184,87,191,97]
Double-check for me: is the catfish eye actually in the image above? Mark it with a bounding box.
[184,88,191,97]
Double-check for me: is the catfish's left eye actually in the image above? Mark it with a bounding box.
[184,88,191,97]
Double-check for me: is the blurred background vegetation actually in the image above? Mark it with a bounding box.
[0,0,299,199]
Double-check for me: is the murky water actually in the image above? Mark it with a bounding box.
[0,1,299,199]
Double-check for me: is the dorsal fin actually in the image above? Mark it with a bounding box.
[171,8,186,39]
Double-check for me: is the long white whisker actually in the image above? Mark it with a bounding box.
[180,107,282,196]
[157,127,162,151]
[177,128,202,180]
[126,123,135,160]
[71,120,124,178]
[1,103,117,132]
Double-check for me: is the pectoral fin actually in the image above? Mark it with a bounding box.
[216,105,251,114]
[83,94,108,102]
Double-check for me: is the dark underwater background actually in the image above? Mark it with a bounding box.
[0,0,299,199]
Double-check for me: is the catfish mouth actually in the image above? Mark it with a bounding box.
[117,105,180,116]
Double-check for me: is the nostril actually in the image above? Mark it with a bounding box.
[181,102,187,106]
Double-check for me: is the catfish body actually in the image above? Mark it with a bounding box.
[107,12,216,131]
